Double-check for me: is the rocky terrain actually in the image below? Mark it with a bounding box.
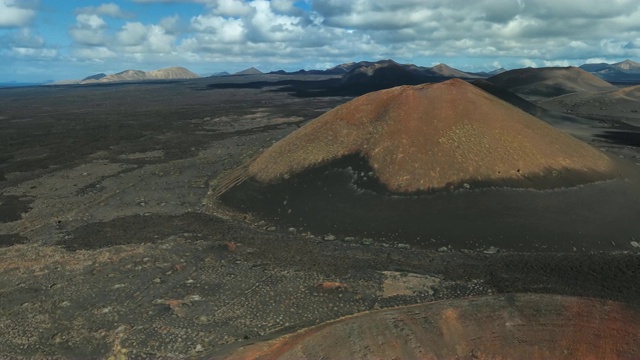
[1,73,639,358]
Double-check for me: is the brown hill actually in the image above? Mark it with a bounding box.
[539,84,640,121]
[146,66,199,79]
[214,79,639,251]
[488,66,615,100]
[234,67,263,75]
[241,79,613,193]
[99,69,148,82]
[341,60,478,87]
[81,67,199,83]
[223,294,640,359]
[341,60,428,86]
[614,59,640,73]
[430,63,479,78]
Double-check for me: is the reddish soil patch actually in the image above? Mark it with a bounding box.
[223,293,640,359]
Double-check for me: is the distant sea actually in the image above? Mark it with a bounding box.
[0,82,44,88]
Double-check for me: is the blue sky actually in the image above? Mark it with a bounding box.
[1,0,640,82]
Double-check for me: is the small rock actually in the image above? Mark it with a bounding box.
[225,241,237,252]
[462,183,471,189]
[318,281,349,290]
[288,227,297,233]
[185,294,203,301]
[396,243,411,249]
[266,226,277,232]
[631,241,640,249]
[460,249,474,255]
[194,344,204,353]
[361,238,374,245]
[344,237,356,242]
[483,246,500,254]
[437,246,450,253]
[324,234,336,241]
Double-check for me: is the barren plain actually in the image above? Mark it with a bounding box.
[1,75,639,358]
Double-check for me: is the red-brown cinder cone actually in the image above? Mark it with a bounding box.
[245,79,613,192]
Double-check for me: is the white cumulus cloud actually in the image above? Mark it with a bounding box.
[0,0,36,28]
[70,14,109,46]
[48,0,640,78]
[77,2,130,18]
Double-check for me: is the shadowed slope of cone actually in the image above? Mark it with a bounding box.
[245,79,613,193]
[539,84,640,123]
[221,294,640,359]
[487,66,616,99]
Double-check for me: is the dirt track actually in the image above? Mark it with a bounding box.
[1,76,639,358]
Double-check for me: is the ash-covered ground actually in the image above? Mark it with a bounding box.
[0,76,639,358]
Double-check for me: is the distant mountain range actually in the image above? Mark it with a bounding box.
[48,58,640,87]
[80,67,199,83]
[338,60,484,88]
[579,59,640,82]
[266,60,488,81]
[52,66,200,85]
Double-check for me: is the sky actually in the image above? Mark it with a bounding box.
[1,0,640,82]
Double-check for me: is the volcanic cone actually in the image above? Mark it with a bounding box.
[242,78,613,193]
[212,79,640,251]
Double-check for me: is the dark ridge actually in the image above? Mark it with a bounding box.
[60,212,231,251]
[82,73,107,81]
[484,254,640,305]
[0,234,28,248]
[0,195,33,223]
[595,130,640,147]
[472,79,539,113]
[218,154,639,252]
[205,77,454,97]
[472,79,615,132]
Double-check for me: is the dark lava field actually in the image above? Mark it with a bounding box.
[1,74,639,358]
